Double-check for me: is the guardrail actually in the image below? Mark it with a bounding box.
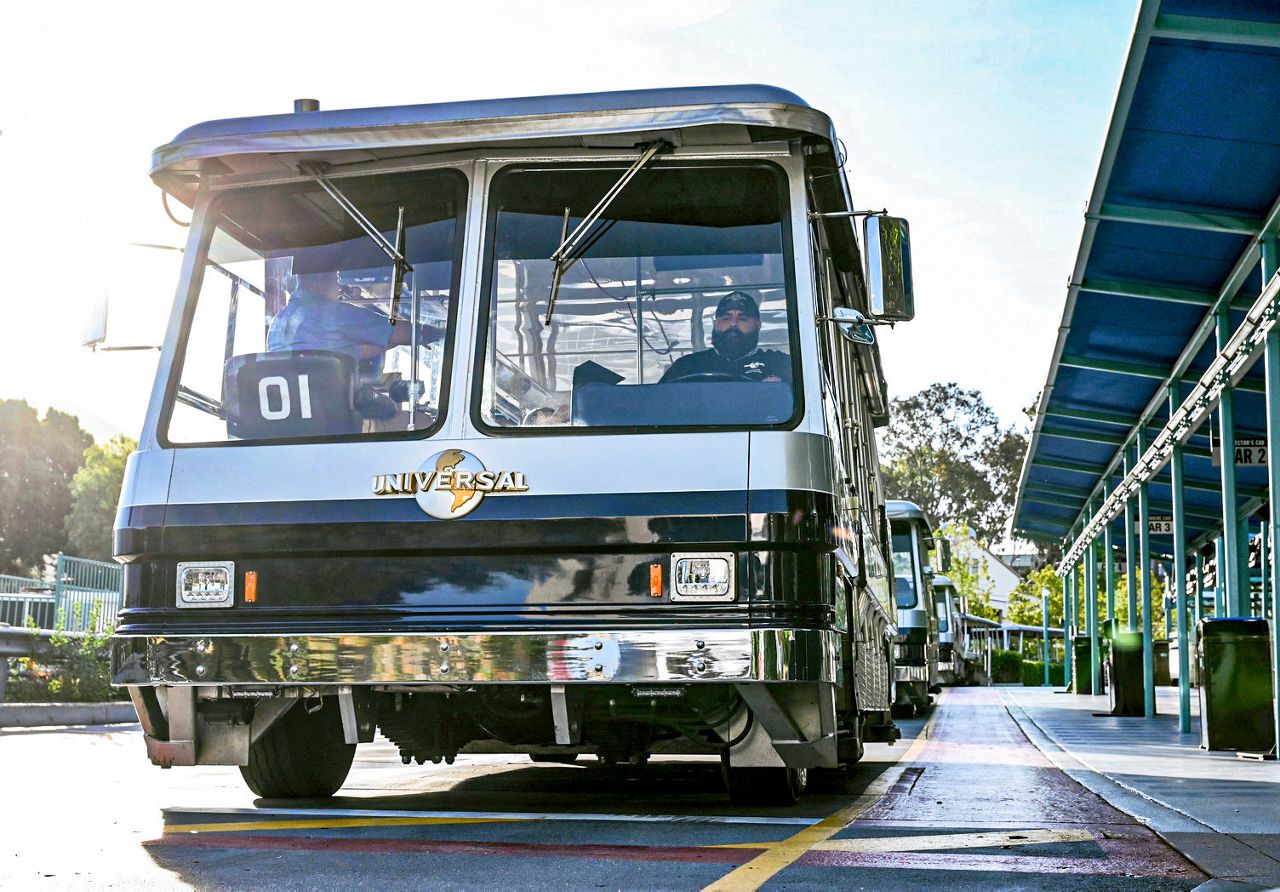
[0,554,122,633]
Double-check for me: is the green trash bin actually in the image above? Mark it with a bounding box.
[1153,639,1171,687]
[1197,618,1276,753]
[1072,635,1094,695]
[1106,631,1144,716]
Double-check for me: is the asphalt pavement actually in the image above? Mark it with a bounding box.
[0,685,1212,890]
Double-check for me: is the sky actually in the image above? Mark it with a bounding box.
[0,0,1138,442]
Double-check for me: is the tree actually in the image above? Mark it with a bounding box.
[0,400,92,575]
[1005,566,1063,628]
[66,435,137,562]
[879,383,1027,541]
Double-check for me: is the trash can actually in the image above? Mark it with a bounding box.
[1197,618,1276,752]
[1153,639,1171,687]
[1106,630,1144,716]
[1072,635,1095,694]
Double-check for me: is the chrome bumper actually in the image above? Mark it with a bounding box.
[112,628,839,687]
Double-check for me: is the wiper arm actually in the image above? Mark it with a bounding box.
[298,161,412,322]
[544,140,670,325]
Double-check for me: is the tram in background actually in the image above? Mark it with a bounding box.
[932,574,959,684]
[106,85,920,806]
[887,500,947,713]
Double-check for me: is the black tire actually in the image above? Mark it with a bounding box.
[239,700,355,798]
[529,753,580,764]
[722,757,808,806]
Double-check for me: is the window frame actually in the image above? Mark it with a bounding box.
[470,158,804,438]
[156,166,470,449]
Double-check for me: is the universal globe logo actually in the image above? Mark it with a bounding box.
[371,449,529,519]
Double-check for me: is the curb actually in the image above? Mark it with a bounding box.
[998,689,1280,891]
[0,702,137,728]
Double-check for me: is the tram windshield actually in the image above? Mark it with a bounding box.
[477,162,798,430]
[891,524,919,608]
[162,168,466,445]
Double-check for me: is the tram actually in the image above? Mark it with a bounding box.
[931,574,959,684]
[887,500,942,712]
[107,85,917,805]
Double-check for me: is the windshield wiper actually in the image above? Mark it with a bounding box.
[544,140,670,325]
[298,161,412,321]
[300,162,427,428]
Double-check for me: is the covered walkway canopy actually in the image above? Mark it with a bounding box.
[1012,0,1280,736]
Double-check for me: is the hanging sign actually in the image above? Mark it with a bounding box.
[1211,437,1267,467]
[1147,515,1173,535]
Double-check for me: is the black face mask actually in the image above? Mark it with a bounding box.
[713,325,758,360]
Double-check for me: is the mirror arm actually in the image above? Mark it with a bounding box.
[807,208,887,220]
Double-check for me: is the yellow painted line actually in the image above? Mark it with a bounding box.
[701,691,945,892]
[165,815,516,834]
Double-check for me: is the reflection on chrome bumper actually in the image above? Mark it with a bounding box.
[112,628,839,686]
[895,664,930,683]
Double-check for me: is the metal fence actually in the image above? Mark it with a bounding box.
[0,554,122,633]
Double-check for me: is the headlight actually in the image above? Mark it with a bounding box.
[176,561,235,608]
[670,553,734,602]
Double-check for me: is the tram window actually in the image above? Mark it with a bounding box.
[891,527,918,608]
[162,169,466,444]
[477,162,798,431]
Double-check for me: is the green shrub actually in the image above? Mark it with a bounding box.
[1020,660,1065,686]
[990,649,1023,683]
[4,605,123,703]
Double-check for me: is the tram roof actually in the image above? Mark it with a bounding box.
[886,500,934,526]
[1013,0,1280,552]
[151,84,837,205]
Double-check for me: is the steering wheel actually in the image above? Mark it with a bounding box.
[663,370,754,383]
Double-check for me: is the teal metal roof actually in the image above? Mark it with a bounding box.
[1014,0,1280,549]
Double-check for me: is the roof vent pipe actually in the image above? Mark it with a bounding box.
[294,98,320,113]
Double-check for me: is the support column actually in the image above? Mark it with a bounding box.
[1170,378,1192,733]
[1104,478,1117,625]
[1195,551,1206,627]
[1215,534,1227,616]
[1087,514,1101,695]
[1063,562,1074,690]
[1042,587,1050,686]
[1262,233,1280,751]
[1138,427,1155,717]
[1219,304,1247,617]
[1124,448,1138,630]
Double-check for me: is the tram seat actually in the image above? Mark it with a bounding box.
[223,350,361,438]
[571,381,793,426]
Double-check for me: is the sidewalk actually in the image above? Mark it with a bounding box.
[1003,684,1280,889]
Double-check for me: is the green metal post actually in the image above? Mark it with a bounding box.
[1042,587,1050,686]
[1195,551,1206,626]
[1087,519,1101,695]
[1103,479,1116,624]
[1170,401,1192,732]
[1261,524,1269,619]
[1218,304,1247,617]
[1124,448,1138,631]
[1262,233,1280,752]
[1063,564,1074,690]
[1215,534,1226,616]
[1138,428,1155,717]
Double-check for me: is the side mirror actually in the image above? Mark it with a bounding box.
[864,215,914,322]
[940,539,953,573]
[82,293,109,349]
[830,306,875,345]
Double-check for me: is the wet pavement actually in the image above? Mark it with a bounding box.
[2,687,1208,889]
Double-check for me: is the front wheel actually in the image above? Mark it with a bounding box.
[240,699,355,798]
[722,756,807,806]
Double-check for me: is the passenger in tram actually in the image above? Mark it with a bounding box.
[659,291,791,384]
[268,270,443,417]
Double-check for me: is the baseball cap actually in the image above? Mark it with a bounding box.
[715,291,759,319]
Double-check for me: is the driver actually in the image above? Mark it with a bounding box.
[659,291,790,384]
[267,270,444,417]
